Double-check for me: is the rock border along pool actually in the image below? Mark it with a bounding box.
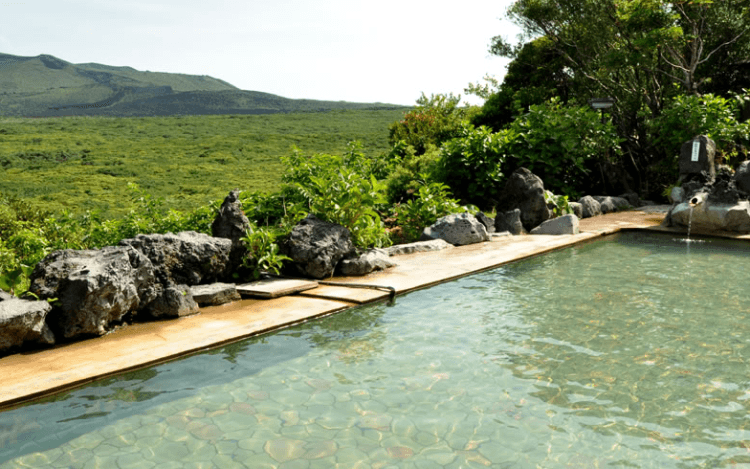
[2,207,745,410]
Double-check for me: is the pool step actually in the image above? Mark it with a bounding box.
[236,279,319,299]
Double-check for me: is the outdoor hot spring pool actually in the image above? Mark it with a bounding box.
[2,231,750,468]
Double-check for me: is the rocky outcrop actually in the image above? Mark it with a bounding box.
[0,297,55,354]
[494,208,526,235]
[211,189,250,272]
[28,246,158,339]
[190,283,241,307]
[592,196,630,214]
[475,212,495,234]
[530,214,580,235]
[212,190,250,243]
[338,249,397,276]
[734,161,750,195]
[383,239,453,256]
[120,231,233,286]
[496,168,550,231]
[145,283,199,318]
[278,214,355,279]
[568,202,583,219]
[578,196,601,218]
[420,212,490,246]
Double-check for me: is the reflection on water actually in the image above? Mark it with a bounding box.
[2,232,750,468]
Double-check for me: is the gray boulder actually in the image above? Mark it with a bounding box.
[568,202,583,219]
[669,200,750,232]
[0,297,55,354]
[494,208,526,235]
[212,189,250,243]
[734,160,750,195]
[383,239,452,256]
[578,196,602,218]
[278,214,355,279]
[28,246,158,339]
[211,189,250,271]
[190,283,241,307]
[474,212,496,234]
[338,249,397,276]
[145,284,199,318]
[420,212,490,246]
[0,290,12,302]
[120,231,233,286]
[496,168,550,231]
[530,214,580,235]
[618,192,642,207]
[592,196,630,214]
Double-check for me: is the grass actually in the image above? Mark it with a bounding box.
[0,109,406,217]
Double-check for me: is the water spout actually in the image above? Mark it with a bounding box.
[689,192,708,207]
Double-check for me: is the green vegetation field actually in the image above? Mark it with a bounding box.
[0,109,406,216]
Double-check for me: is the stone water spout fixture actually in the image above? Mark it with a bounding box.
[665,136,750,233]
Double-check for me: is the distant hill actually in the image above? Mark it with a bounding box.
[0,53,404,117]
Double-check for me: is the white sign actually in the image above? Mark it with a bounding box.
[691,140,700,162]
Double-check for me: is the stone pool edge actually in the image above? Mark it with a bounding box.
[1,208,742,410]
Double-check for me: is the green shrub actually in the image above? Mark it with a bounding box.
[544,191,573,218]
[394,178,467,242]
[240,226,291,280]
[504,98,622,197]
[383,143,442,204]
[436,123,507,209]
[649,93,750,164]
[280,144,391,248]
[388,93,466,156]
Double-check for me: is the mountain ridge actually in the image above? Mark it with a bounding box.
[0,53,403,117]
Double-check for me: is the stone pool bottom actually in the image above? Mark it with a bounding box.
[2,231,750,468]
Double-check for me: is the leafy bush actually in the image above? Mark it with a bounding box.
[240,226,291,280]
[383,143,442,204]
[649,93,750,164]
[388,93,466,156]
[544,191,573,218]
[394,178,467,242]
[436,123,508,209]
[504,98,622,197]
[280,144,391,248]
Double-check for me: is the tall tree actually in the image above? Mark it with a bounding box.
[488,0,750,195]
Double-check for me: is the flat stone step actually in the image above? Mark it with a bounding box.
[236,279,319,299]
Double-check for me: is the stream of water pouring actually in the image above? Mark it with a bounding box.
[687,205,693,240]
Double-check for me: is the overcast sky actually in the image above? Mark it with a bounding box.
[1,0,521,106]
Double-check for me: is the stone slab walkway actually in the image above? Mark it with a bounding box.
[1,207,743,409]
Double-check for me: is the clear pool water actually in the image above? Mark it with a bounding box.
[2,231,750,468]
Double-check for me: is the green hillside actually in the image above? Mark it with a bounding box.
[0,109,407,216]
[0,53,403,117]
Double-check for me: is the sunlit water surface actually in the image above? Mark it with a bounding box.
[2,232,750,468]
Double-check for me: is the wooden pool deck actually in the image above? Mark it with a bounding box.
[1,207,745,409]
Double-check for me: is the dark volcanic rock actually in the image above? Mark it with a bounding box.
[120,231,233,286]
[0,297,55,354]
[144,283,199,318]
[28,246,157,339]
[578,196,601,218]
[278,214,355,279]
[212,189,250,242]
[211,189,250,272]
[475,212,496,234]
[735,160,750,195]
[496,168,550,231]
[494,208,526,235]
